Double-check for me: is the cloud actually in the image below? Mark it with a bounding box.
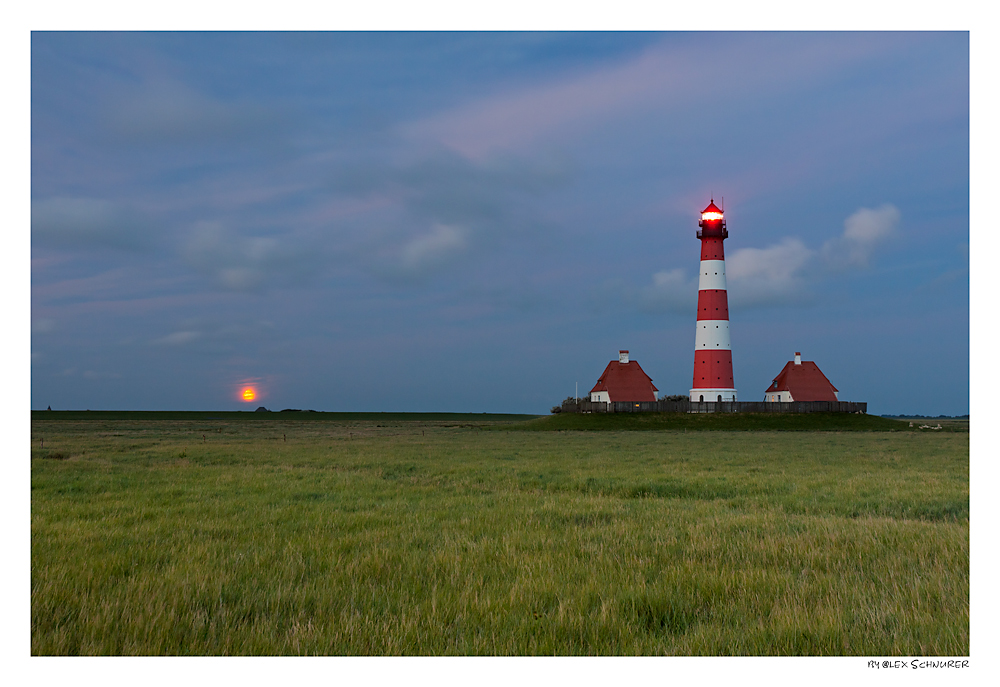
[635,204,900,312]
[148,318,277,352]
[398,223,468,276]
[107,79,277,144]
[32,197,153,251]
[46,367,120,380]
[336,150,568,282]
[401,34,904,161]
[821,204,900,270]
[32,319,56,334]
[637,268,698,313]
[182,222,321,292]
[152,331,202,346]
[638,238,817,312]
[727,238,816,307]
[82,370,121,380]
[339,149,568,223]
[402,45,684,160]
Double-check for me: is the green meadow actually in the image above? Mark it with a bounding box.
[31,412,968,655]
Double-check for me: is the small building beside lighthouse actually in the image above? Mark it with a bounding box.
[764,352,839,402]
[590,350,658,403]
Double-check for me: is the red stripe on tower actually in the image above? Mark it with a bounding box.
[690,200,737,403]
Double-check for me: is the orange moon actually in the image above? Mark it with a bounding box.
[242,387,256,402]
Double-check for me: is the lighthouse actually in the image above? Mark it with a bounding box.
[690,199,737,403]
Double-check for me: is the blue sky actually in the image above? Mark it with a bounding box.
[30,31,969,414]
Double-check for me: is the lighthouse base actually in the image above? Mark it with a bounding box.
[690,388,737,403]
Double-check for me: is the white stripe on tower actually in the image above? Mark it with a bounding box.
[694,321,731,349]
[697,260,727,290]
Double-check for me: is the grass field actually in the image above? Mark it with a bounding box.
[31,411,968,655]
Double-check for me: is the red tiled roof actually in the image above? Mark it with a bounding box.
[766,360,839,402]
[590,359,658,402]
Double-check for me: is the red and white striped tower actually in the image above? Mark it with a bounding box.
[690,199,737,403]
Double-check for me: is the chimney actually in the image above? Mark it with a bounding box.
[619,350,629,364]
[794,352,801,365]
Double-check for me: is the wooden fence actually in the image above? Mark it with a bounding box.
[562,400,867,414]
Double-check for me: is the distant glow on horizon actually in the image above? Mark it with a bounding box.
[234,378,265,405]
[701,211,724,220]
